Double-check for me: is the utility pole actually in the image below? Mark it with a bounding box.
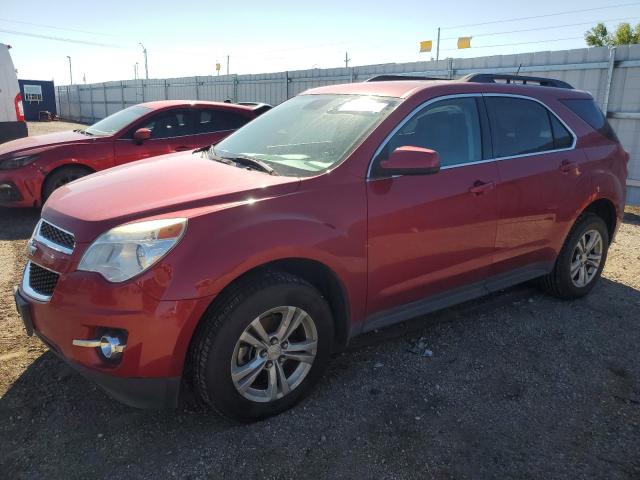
[66,55,73,84]
[134,62,139,80]
[436,27,441,61]
[139,43,149,79]
[226,55,230,76]
[344,52,351,68]
[83,73,86,84]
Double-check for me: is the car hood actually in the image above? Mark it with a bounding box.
[42,152,301,242]
[0,130,92,157]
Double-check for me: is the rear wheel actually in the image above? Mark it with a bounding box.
[42,166,91,202]
[191,271,333,422]
[541,213,609,299]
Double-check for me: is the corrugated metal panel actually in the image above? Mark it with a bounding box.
[55,45,640,204]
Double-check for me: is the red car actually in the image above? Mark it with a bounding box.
[0,100,270,207]
[14,74,628,421]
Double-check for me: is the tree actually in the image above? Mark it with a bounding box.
[585,22,640,47]
[585,23,610,47]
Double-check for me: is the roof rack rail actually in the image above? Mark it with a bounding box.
[459,73,573,89]
[366,74,445,82]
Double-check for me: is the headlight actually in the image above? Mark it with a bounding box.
[0,154,39,170]
[78,218,187,282]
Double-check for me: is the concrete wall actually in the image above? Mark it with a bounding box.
[56,45,640,204]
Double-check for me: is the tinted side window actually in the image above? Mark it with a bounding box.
[196,109,250,134]
[485,97,554,157]
[561,98,618,142]
[381,97,482,168]
[142,110,195,139]
[549,113,573,149]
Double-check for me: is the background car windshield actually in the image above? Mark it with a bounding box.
[214,94,399,176]
[85,105,152,136]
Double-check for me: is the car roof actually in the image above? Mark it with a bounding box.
[302,79,592,100]
[138,100,257,112]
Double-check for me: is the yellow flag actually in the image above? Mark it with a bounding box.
[457,37,472,49]
[419,40,433,52]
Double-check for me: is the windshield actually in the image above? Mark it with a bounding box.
[85,105,152,136]
[213,94,399,177]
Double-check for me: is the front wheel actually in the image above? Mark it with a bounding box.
[541,213,610,299]
[190,271,334,422]
[42,166,91,202]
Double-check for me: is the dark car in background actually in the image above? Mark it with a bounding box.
[0,100,270,207]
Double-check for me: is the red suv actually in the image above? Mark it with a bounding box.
[14,74,628,421]
[0,100,270,207]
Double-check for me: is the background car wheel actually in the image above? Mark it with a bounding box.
[540,213,610,299]
[190,270,334,422]
[42,166,92,203]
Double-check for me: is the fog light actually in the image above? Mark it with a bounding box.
[72,335,127,359]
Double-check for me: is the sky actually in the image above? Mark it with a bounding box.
[1,0,639,85]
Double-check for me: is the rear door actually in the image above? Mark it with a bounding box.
[192,108,252,145]
[366,95,500,319]
[484,94,584,281]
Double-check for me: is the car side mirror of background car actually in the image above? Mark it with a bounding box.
[133,128,152,144]
[378,146,440,176]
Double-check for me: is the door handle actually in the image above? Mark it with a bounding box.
[174,146,191,152]
[469,180,495,195]
[559,159,577,173]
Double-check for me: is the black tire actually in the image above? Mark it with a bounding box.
[540,213,609,299]
[190,270,334,422]
[42,166,91,202]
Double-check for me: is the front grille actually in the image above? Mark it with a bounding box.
[39,221,75,251]
[28,262,59,297]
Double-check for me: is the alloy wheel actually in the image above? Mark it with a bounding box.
[231,306,318,403]
[570,229,603,288]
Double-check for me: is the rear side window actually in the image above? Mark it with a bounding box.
[196,109,249,134]
[141,110,195,139]
[549,114,573,149]
[561,98,618,142]
[485,97,555,157]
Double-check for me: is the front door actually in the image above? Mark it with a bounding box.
[366,96,500,319]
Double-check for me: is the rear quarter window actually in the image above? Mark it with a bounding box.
[561,98,618,142]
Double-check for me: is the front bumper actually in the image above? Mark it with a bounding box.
[14,275,214,409]
[0,168,42,207]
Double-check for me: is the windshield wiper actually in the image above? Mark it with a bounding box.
[73,129,94,136]
[208,148,277,175]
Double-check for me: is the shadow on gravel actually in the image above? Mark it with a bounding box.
[2,278,640,477]
[0,208,40,240]
[624,210,640,226]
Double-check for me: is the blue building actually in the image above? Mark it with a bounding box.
[18,79,56,121]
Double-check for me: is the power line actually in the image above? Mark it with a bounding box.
[442,2,640,30]
[0,17,116,37]
[0,28,123,48]
[441,36,583,52]
[440,17,637,40]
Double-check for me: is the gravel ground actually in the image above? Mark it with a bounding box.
[26,119,87,136]
[0,126,638,478]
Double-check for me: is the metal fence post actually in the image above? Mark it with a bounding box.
[120,81,125,109]
[89,84,95,123]
[602,47,616,115]
[285,71,290,99]
[103,84,107,118]
[67,85,71,119]
[195,76,200,100]
[164,80,169,100]
[233,75,238,102]
[447,57,454,79]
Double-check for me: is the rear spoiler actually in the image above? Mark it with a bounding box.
[237,102,272,116]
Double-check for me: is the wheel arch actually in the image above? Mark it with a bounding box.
[41,162,95,203]
[581,197,617,240]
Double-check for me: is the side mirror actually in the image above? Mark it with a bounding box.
[133,128,152,143]
[378,146,440,176]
